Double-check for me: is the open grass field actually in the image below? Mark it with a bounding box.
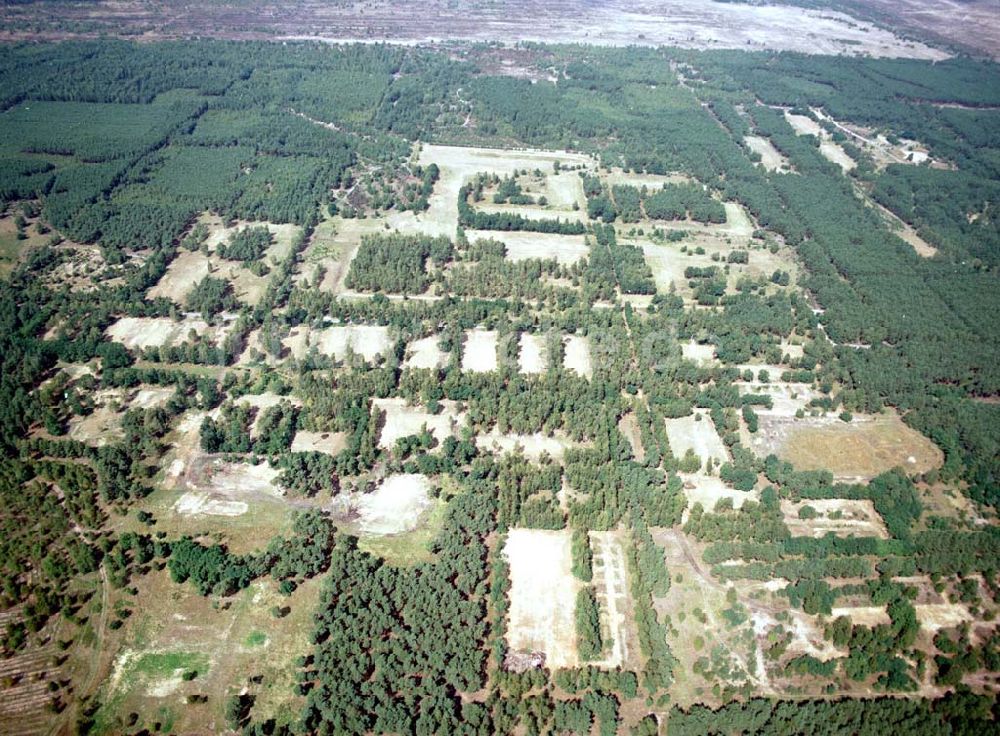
[90,570,322,735]
[749,411,943,481]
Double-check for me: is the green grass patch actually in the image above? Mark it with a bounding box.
[357,499,447,566]
[245,630,268,647]
[133,650,210,679]
[0,231,23,277]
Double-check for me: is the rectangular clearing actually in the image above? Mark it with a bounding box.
[283,324,393,362]
[504,529,580,669]
[563,335,592,378]
[106,316,233,350]
[466,229,588,265]
[665,411,729,466]
[476,428,577,462]
[782,499,889,539]
[373,397,465,450]
[462,328,498,372]
[404,334,449,370]
[519,333,548,374]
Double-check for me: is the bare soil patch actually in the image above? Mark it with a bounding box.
[290,430,347,455]
[461,328,498,372]
[504,528,580,670]
[404,334,449,370]
[617,411,645,462]
[106,315,233,351]
[351,473,434,535]
[679,473,758,514]
[518,332,548,374]
[465,229,589,265]
[665,411,729,466]
[782,499,889,539]
[563,334,592,378]
[283,323,393,363]
[476,428,577,463]
[745,136,792,173]
[373,397,465,450]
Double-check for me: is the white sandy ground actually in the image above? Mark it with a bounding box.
[563,335,593,378]
[476,428,577,463]
[680,341,717,366]
[373,398,466,450]
[173,491,248,517]
[679,473,758,516]
[465,229,589,265]
[738,382,822,417]
[355,473,433,535]
[518,333,548,374]
[290,430,348,455]
[783,110,856,173]
[234,392,303,438]
[283,323,393,362]
[504,529,580,669]
[604,169,692,189]
[915,603,974,633]
[130,387,175,409]
[106,315,234,350]
[745,135,791,173]
[416,144,595,238]
[461,328,498,372]
[782,499,889,539]
[404,334,449,370]
[664,411,729,465]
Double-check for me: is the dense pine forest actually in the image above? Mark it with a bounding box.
[0,38,998,735]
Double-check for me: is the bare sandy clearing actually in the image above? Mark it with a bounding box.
[417,144,594,237]
[830,605,891,627]
[749,412,943,481]
[174,491,248,517]
[665,411,729,465]
[68,394,126,446]
[819,140,856,172]
[603,169,692,189]
[563,335,592,378]
[916,603,974,633]
[466,229,589,265]
[680,473,757,514]
[504,529,580,669]
[283,323,394,362]
[200,213,299,262]
[404,334,449,370]
[355,473,433,535]
[234,392,302,437]
[473,202,585,223]
[147,250,211,303]
[589,531,632,669]
[680,340,717,366]
[106,315,233,350]
[174,455,282,497]
[373,397,465,450]
[545,170,587,210]
[130,387,175,409]
[290,430,347,455]
[785,111,823,137]
[745,136,791,173]
[518,333,547,374]
[462,328,498,372]
[476,428,576,462]
[618,412,645,462]
[782,499,889,539]
[740,383,822,417]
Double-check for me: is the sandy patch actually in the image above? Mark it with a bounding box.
[819,140,856,172]
[373,397,465,450]
[174,491,248,517]
[476,428,576,462]
[782,499,889,539]
[679,473,758,513]
[130,387,175,409]
[830,605,891,627]
[563,335,592,378]
[290,430,347,455]
[603,169,692,189]
[740,382,822,417]
[745,135,791,173]
[417,144,594,238]
[665,411,729,465]
[106,315,233,350]
[462,328,498,372]
[173,455,282,498]
[518,333,548,374]
[465,229,588,265]
[283,323,393,362]
[916,603,974,633]
[680,341,717,366]
[355,473,433,535]
[617,411,645,462]
[404,334,449,370]
[588,531,631,669]
[504,529,580,669]
[67,399,125,446]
